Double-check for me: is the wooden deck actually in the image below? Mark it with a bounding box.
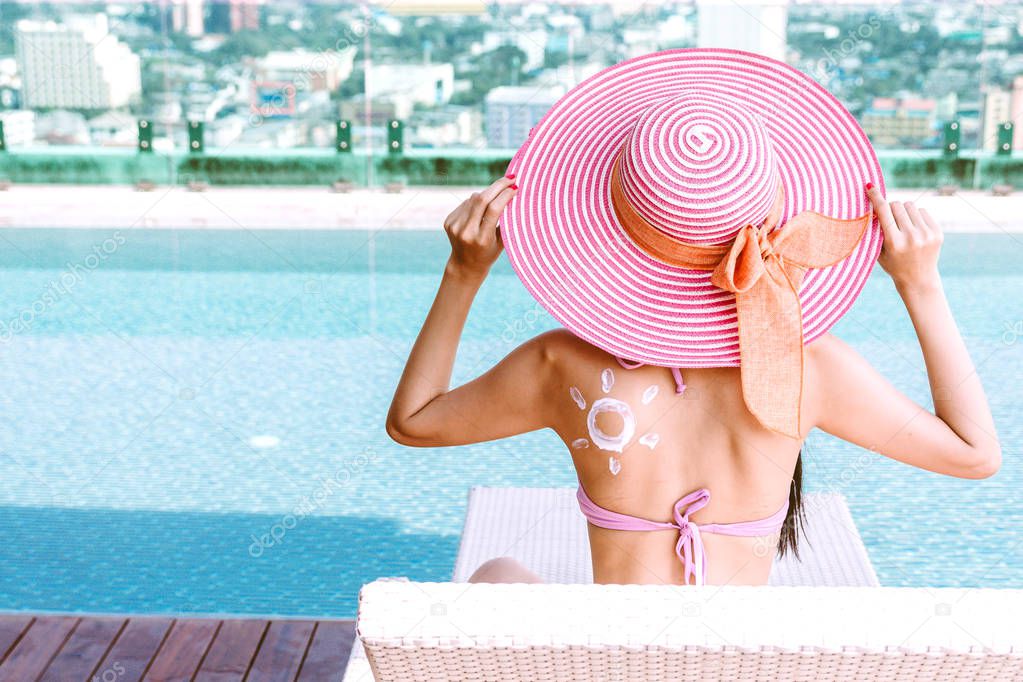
[0,614,355,681]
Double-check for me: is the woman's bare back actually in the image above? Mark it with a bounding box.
[544,329,800,585]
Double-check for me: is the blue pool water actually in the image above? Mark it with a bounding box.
[0,228,1019,618]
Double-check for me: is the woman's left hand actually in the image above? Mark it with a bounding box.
[443,175,518,278]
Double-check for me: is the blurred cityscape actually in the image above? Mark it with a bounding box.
[0,1,1022,153]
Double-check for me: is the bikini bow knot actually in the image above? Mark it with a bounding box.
[673,488,711,586]
[610,151,873,438]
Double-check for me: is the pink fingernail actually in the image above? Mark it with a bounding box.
[506,173,516,179]
[865,182,874,190]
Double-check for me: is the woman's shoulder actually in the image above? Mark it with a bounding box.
[530,328,610,370]
[802,333,878,424]
[805,332,861,370]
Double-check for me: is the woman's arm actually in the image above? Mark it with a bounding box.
[386,175,557,447]
[807,185,1001,479]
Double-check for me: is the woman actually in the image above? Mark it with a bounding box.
[386,49,1001,588]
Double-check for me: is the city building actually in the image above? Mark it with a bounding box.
[340,96,412,126]
[15,14,141,110]
[253,48,357,94]
[1011,76,1023,152]
[367,63,455,108]
[484,85,565,149]
[33,110,89,145]
[0,110,35,147]
[955,99,983,151]
[88,111,136,147]
[861,97,938,148]
[982,87,1012,153]
[622,14,693,58]
[231,0,261,32]
[976,79,1023,152]
[406,105,482,147]
[0,56,20,109]
[337,71,445,130]
[170,0,205,37]
[696,0,788,62]
[935,93,959,122]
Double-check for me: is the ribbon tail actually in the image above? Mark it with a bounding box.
[690,525,706,586]
[771,209,874,269]
[734,262,805,439]
[676,534,693,585]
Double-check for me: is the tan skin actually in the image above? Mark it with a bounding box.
[386,175,1002,587]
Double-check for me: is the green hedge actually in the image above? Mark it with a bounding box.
[177,154,363,185]
[978,157,1023,187]
[378,154,512,185]
[0,151,170,184]
[877,155,975,189]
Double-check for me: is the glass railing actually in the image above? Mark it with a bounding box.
[1,144,1022,190]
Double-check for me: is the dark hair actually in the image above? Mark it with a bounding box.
[777,448,806,558]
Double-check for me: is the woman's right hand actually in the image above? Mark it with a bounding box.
[443,175,518,279]
[866,183,943,294]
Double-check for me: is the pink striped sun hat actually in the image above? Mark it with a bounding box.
[500,48,884,439]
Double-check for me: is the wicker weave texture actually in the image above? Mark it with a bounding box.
[357,582,1023,682]
[364,644,1021,681]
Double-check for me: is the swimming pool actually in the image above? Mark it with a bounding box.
[0,228,1019,618]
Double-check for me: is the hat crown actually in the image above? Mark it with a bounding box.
[617,92,781,244]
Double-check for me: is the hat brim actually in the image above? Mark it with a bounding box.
[501,48,884,367]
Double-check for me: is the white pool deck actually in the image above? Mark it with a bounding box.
[2,184,1023,232]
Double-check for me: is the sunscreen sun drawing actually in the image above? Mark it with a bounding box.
[569,368,661,475]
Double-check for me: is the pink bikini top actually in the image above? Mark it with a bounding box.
[576,357,789,586]
[577,485,788,586]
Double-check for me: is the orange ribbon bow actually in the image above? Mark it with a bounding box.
[609,152,873,439]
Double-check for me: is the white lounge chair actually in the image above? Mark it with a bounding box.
[354,581,1023,681]
[343,486,892,680]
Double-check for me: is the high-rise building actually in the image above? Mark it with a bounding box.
[15,14,141,109]
[696,0,788,62]
[982,87,1012,153]
[1010,76,1023,152]
[229,0,262,32]
[170,0,205,37]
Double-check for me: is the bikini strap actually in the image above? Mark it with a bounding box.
[670,367,686,394]
[614,356,686,394]
[614,356,645,370]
